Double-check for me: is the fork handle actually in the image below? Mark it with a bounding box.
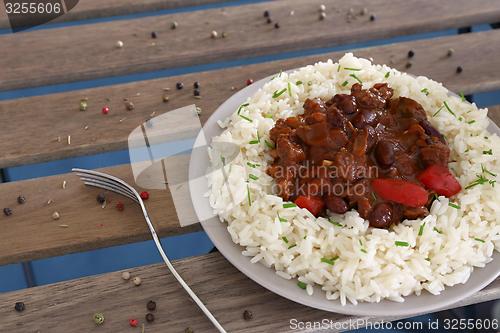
[143,213,227,333]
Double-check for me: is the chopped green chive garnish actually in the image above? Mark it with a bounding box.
[263,113,273,119]
[448,202,460,209]
[277,212,287,223]
[384,72,390,79]
[360,248,367,253]
[432,105,444,117]
[249,174,259,181]
[239,114,252,122]
[265,140,275,149]
[443,101,456,117]
[344,67,362,71]
[288,244,297,249]
[249,139,259,144]
[282,236,289,244]
[459,92,466,102]
[272,88,287,98]
[220,155,226,165]
[371,192,377,202]
[483,149,493,155]
[247,184,252,206]
[237,103,249,115]
[321,256,339,265]
[296,80,303,85]
[337,65,341,72]
[395,241,410,247]
[433,227,442,234]
[467,120,476,124]
[341,80,349,87]
[425,257,431,262]
[418,222,426,236]
[474,238,485,243]
[481,164,497,177]
[297,281,307,289]
[349,73,362,84]
[246,162,260,168]
[328,218,344,227]
[283,203,297,208]
[421,88,429,96]
[288,82,292,97]
[465,174,493,189]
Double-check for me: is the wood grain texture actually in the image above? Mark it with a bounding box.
[0,0,232,29]
[0,164,200,266]
[2,30,500,169]
[1,253,498,333]
[1,0,500,90]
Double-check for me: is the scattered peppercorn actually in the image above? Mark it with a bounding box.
[319,12,326,20]
[52,211,61,220]
[93,313,105,326]
[14,302,25,312]
[447,48,455,57]
[97,193,106,204]
[151,31,157,39]
[274,22,280,29]
[246,79,254,86]
[176,82,184,90]
[147,300,157,311]
[221,32,227,38]
[369,14,376,21]
[210,30,218,39]
[17,195,26,204]
[140,191,150,200]
[405,61,412,69]
[129,319,139,327]
[408,50,415,58]
[456,66,463,74]
[263,10,270,18]
[171,21,178,29]
[102,106,110,115]
[162,95,169,103]
[3,208,12,216]
[79,99,88,112]
[319,4,326,12]
[125,101,135,111]
[122,271,131,280]
[116,40,124,48]
[243,310,253,321]
[193,81,200,89]
[361,7,368,15]
[193,89,201,97]
[116,202,125,211]
[133,276,142,286]
[146,313,155,323]
[185,328,194,333]
[266,17,272,24]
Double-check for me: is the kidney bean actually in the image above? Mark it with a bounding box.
[375,140,395,168]
[369,202,394,228]
[325,194,348,214]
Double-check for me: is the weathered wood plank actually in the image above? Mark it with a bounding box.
[489,105,500,125]
[1,30,500,169]
[0,164,200,266]
[1,0,499,90]
[1,252,498,333]
[0,0,232,29]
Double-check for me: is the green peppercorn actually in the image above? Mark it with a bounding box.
[79,99,88,112]
[93,313,105,326]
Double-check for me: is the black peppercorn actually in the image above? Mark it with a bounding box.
[263,10,270,18]
[369,14,376,21]
[185,328,194,333]
[151,31,157,39]
[274,22,280,29]
[14,302,25,312]
[243,310,253,321]
[456,66,463,74]
[147,300,157,311]
[176,82,184,90]
[266,17,272,24]
[146,313,155,323]
[193,81,200,89]
[193,89,201,97]
[407,50,415,58]
[3,208,12,216]
[17,195,26,204]
[96,193,106,204]
[405,62,412,69]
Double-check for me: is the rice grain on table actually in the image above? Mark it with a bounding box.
[207,53,500,305]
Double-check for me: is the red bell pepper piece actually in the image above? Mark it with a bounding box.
[417,165,461,197]
[372,178,428,208]
[295,196,325,216]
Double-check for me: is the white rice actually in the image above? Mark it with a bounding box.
[207,53,500,304]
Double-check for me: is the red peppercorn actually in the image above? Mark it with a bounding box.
[102,106,110,115]
[140,191,150,200]
[246,79,254,86]
[129,319,139,327]
[116,202,124,211]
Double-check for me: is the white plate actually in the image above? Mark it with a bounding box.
[188,74,500,316]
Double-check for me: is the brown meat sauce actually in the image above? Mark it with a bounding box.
[267,83,450,228]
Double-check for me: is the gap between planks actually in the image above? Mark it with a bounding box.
[1,0,500,90]
[1,30,500,169]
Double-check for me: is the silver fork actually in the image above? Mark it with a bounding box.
[72,168,227,333]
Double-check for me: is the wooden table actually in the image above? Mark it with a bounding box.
[0,0,499,332]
